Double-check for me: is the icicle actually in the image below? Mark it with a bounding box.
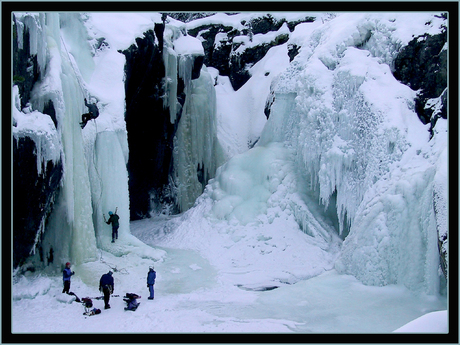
[163,47,178,123]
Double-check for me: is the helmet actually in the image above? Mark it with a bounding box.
[66,262,71,266]
[108,211,113,215]
[108,270,113,275]
[149,266,154,271]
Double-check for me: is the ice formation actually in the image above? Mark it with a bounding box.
[11,11,449,335]
[162,25,224,212]
[13,13,225,268]
[13,13,132,267]
[12,12,448,297]
[258,13,448,293]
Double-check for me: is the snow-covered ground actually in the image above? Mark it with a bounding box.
[12,215,447,334]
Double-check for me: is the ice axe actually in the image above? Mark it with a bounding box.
[103,207,118,222]
[94,294,120,300]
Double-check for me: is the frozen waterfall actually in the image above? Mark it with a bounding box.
[11,11,449,335]
[12,11,447,294]
[13,13,131,268]
[163,26,224,212]
[258,13,447,293]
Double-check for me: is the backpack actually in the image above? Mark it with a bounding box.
[82,297,93,308]
[83,308,101,316]
[124,293,140,300]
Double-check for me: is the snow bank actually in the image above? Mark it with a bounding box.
[394,310,448,333]
[85,13,162,51]
[152,141,341,290]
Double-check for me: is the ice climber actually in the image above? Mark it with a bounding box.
[147,266,156,300]
[106,211,120,243]
[80,98,99,128]
[99,270,114,309]
[62,262,75,294]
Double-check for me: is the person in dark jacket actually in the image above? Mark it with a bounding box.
[147,266,156,300]
[80,98,99,128]
[62,262,75,294]
[123,293,140,311]
[99,271,114,309]
[106,211,120,243]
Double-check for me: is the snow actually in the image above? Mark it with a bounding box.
[213,43,291,158]
[13,87,61,175]
[85,12,162,51]
[173,34,204,55]
[12,11,449,335]
[12,220,447,334]
[393,310,448,333]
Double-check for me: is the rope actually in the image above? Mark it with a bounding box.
[98,248,129,275]
[61,35,124,275]
[60,35,87,97]
[60,36,107,255]
[92,119,103,212]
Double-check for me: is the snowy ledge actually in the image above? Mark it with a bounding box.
[393,310,448,333]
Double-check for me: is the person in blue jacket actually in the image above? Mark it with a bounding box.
[147,266,156,300]
[99,271,114,309]
[62,262,75,294]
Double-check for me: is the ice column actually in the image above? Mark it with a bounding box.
[30,13,98,266]
[87,130,131,249]
[162,29,223,212]
[173,62,222,211]
[163,45,179,123]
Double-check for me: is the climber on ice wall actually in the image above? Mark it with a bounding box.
[104,208,119,243]
[80,98,99,128]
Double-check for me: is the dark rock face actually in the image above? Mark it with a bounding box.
[229,34,290,90]
[187,24,238,78]
[287,44,301,62]
[13,15,40,110]
[393,18,448,279]
[188,14,315,91]
[166,12,217,23]
[192,55,205,80]
[13,15,63,269]
[122,27,178,220]
[13,137,63,268]
[123,24,209,219]
[393,27,447,130]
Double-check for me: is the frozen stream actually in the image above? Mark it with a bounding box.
[129,217,447,334]
[12,216,447,334]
